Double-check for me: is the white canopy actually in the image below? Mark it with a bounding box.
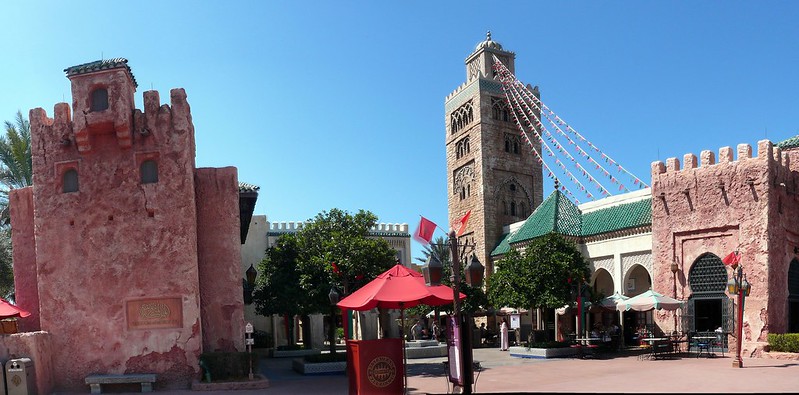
[616,289,683,312]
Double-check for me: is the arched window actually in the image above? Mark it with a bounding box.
[466,184,471,197]
[510,201,516,216]
[450,101,474,134]
[91,88,109,112]
[140,160,159,184]
[63,169,79,193]
[502,200,508,215]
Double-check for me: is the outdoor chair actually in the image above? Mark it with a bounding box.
[711,332,725,357]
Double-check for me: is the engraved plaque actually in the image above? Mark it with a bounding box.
[127,297,183,330]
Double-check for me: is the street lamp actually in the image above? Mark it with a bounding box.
[243,264,258,304]
[670,261,679,331]
[421,231,483,395]
[726,260,751,368]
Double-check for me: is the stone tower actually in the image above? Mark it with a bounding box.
[10,59,245,391]
[445,33,543,276]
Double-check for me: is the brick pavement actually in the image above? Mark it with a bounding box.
[53,348,799,394]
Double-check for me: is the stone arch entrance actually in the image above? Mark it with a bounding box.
[788,259,799,333]
[685,253,734,333]
[592,268,614,297]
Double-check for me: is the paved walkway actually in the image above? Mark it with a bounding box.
[56,348,799,394]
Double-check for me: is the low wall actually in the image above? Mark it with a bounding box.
[0,331,53,395]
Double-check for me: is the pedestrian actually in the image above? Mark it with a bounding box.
[431,321,441,342]
[411,320,423,340]
[500,318,509,351]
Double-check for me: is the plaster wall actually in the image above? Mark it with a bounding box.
[9,187,39,331]
[24,85,203,389]
[196,167,245,352]
[650,140,799,355]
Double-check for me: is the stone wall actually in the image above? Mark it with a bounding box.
[651,140,799,355]
[196,167,245,352]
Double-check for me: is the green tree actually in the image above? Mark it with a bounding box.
[252,208,397,353]
[296,208,397,352]
[488,232,590,311]
[253,234,305,346]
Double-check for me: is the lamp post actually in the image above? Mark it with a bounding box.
[422,230,483,395]
[244,264,258,304]
[569,278,588,337]
[671,261,679,331]
[726,261,751,368]
[328,287,342,354]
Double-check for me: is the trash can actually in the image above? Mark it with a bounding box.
[5,358,34,395]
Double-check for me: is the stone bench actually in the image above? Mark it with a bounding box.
[85,373,157,394]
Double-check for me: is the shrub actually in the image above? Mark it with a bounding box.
[304,352,348,363]
[336,327,345,341]
[767,333,799,353]
[199,352,259,381]
[253,330,273,349]
[276,344,304,351]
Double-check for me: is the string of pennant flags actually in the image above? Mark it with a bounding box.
[492,55,649,203]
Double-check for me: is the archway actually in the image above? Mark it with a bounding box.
[621,264,651,344]
[686,253,733,334]
[788,259,799,333]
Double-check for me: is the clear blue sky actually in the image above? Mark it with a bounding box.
[2,1,798,263]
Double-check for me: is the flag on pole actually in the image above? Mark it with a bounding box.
[454,210,471,237]
[413,216,437,245]
[722,251,741,267]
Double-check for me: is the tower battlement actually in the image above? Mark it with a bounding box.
[268,221,409,233]
[650,139,788,177]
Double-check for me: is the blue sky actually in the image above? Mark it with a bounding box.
[2,1,798,263]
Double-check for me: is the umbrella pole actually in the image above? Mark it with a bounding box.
[400,305,407,394]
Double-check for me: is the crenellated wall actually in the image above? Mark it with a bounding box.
[11,60,243,391]
[650,139,799,356]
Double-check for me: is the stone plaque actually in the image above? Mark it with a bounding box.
[127,297,183,330]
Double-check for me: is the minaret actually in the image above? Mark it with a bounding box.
[445,32,543,277]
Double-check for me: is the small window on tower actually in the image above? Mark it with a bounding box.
[140,160,159,184]
[63,169,79,193]
[91,88,109,112]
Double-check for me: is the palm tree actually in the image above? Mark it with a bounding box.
[0,110,33,225]
[415,236,452,268]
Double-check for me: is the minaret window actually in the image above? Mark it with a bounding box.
[510,201,516,216]
[491,97,510,122]
[504,133,521,155]
[63,169,79,193]
[456,136,471,159]
[450,100,474,135]
[140,160,159,184]
[90,88,109,112]
[454,162,475,201]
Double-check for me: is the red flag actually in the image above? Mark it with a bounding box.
[331,262,340,275]
[722,251,741,267]
[413,216,437,245]
[454,210,471,237]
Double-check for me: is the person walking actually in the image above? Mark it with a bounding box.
[500,318,509,351]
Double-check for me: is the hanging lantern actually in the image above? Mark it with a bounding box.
[466,254,484,287]
[742,275,751,297]
[423,254,443,286]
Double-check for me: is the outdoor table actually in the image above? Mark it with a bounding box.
[640,337,670,360]
[573,338,602,359]
[692,336,717,358]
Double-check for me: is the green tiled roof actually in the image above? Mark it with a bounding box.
[492,191,652,256]
[490,232,513,256]
[507,190,582,244]
[581,198,651,237]
[777,135,799,149]
[64,58,138,87]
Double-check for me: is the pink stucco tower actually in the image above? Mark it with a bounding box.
[650,140,799,357]
[9,58,245,390]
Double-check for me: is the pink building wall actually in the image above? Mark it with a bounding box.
[196,167,245,352]
[9,187,39,332]
[10,60,245,390]
[651,140,799,356]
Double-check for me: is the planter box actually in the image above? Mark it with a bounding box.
[509,346,576,359]
[291,358,346,375]
[269,348,321,358]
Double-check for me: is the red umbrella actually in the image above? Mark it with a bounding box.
[0,299,30,318]
[337,264,464,311]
